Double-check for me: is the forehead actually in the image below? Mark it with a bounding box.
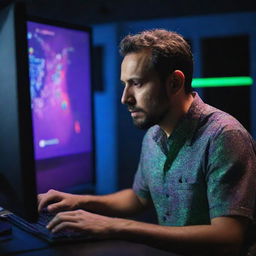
[120,51,152,81]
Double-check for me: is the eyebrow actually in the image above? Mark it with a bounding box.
[121,75,143,82]
[120,77,144,85]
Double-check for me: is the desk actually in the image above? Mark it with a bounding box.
[0,225,180,256]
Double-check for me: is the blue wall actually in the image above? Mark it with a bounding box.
[92,24,119,194]
[92,12,256,193]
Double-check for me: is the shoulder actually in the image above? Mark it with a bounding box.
[200,103,250,139]
[199,106,256,160]
[192,103,256,158]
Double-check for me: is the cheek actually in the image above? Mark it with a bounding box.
[146,90,166,107]
[140,94,154,109]
[135,89,148,106]
[136,85,167,110]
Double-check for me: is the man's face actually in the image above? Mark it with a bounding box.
[120,51,170,129]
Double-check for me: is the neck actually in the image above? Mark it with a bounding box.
[160,92,194,137]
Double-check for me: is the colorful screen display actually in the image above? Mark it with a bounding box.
[27,21,94,193]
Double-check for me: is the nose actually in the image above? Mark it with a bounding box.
[121,85,135,105]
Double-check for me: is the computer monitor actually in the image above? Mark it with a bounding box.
[0,2,95,222]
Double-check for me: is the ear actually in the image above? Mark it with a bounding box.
[166,70,185,95]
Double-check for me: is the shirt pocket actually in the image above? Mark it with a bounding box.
[167,181,210,225]
[168,181,208,212]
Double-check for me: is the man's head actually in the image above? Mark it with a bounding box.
[120,29,193,94]
[120,29,194,131]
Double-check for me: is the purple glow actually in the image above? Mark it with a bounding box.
[27,21,94,193]
[27,21,92,160]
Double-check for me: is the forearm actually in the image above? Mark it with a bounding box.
[79,189,146,217]
[109,217,246,256]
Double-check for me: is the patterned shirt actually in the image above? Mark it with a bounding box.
[133,92,256,226]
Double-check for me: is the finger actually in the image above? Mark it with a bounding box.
[47,212,77,230]
[38,193,50,212]
[47,201,67,213]
[37,191,61,212]
[51,222,81,233]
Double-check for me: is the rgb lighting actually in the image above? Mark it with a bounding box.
[192,76,253,88]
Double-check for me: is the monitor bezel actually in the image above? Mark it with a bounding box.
[0,2,38,222]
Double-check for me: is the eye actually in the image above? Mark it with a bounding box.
[132,80,142,87]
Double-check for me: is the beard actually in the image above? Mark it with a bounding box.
[130,106,169,130]
[127,85,170,130]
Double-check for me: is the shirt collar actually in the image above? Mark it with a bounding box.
[152,92,205,150]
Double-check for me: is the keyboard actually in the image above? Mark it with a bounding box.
[7,211,91,243]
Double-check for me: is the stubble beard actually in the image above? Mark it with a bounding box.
[129,86,170,130]
[132,107,169,130]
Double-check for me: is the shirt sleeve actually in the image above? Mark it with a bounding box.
[206,129,256,220]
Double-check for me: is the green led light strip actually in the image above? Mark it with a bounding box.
[192,76,253,88]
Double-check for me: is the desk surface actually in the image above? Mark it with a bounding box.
[0,225,180,256]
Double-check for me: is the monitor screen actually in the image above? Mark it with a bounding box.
[27,19,95,194]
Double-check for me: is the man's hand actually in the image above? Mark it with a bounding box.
[46,209,118,239]
[38,189,84,212]
[38,188,149,217]
[45,211,247,255]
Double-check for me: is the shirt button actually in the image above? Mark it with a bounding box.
[165,194,169,198]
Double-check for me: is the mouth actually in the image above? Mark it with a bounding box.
[128,106,140,112]
[131,111,139,117]
[130,110,143,118]
[127,106,144,118]
[129,110,139,113]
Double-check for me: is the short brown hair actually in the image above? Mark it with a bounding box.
[119,29,193,93]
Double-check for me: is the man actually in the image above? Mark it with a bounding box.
[38,29,256,256]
